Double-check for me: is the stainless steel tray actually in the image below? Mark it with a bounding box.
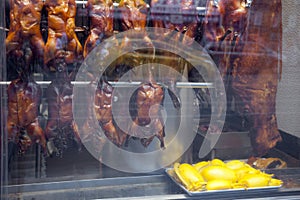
[165,168,282,197]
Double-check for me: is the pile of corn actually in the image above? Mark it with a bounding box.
[169,159,283,191]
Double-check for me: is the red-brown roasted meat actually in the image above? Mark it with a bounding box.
[150,0,200,109]
[113,0,150,69]
[45,61,81,155]
[83,0,114,57]
[151,0,199,41]
[7,75,47,154]
[80,80,107,160]
[118,0,148,31]
[44,0,83,75]
[82,0,151,147]
[128,68,165,148]
[203,0,282,156]
[202,0,248,77]
[94,79,128,147]
[115,0,167,148]
[201,0,248,120]
[6,0,45,78]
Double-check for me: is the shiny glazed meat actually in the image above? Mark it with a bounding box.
[7,76,46,154]
[81,81,107,160]
[203,0,282,156]
[5,0,45,77]
[45,73,81,155]
[232,0,282,156]
[112,0,151,69]
[118,0,148,31]
[82,0,151,147]
[83,0,114,57]
[44,0,83,73]
[115,0,167,148]
[150,0,200,109]
[151,0,199,40]
[94,79,128,147]
[129,68,165,148]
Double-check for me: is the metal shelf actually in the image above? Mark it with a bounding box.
[0,81,214,88]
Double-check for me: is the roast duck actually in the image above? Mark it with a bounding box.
[44,0,83,78]
[5,0,45,80]
[150,0,202,109]
[4,0,284,158]
[44,0,83,156]
[83,0,114,57]
[110,0,167,148]
[111,0,151,73]
[79,80,106,161]
[81,0,121,150]
[82,0,166,148]
[202,0,282,156]
[44,58,82,156]
[93,69,166,149]
[94,78,128,147]
[6,0,47,154]
[128,67,166,148]
[79,0,235,151]
[82,0,125,148]
[7,73,47,154]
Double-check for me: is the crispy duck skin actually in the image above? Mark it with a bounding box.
[7,76,47,154]
[118,0,148,31]
[86,0,150,146]
[202,0,248,119]
[203,0,282,156]
[113,0,150,69]
[81,81,107,160]
[5,0,45,72]
[129,68,165,148]
[116,0,167,148]
[44,0,83,72]
[45,70,81,155]
[150,0,200,109]
[94,79,128,146]
[202,0,248,71]
[83,0,114,58]
[151,0,199,40]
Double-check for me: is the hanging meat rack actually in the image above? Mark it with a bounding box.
[1,1,299,199]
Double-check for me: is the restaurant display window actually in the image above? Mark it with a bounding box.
[0,0,299,199]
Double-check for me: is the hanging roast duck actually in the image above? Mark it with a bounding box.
[7,72,47,155]
[5,0,45,80]
[44,0,83,78]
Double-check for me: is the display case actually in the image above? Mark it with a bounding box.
[1,0,300,199]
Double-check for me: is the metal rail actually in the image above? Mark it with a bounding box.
[2,172,300,200]
[0,81,214,88]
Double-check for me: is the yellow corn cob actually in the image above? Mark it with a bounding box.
[201,165,237,182]
[206,179,232,190]
[269,178,283,186]
[174,163,205,191]
[193,161,209,172]
[210,158,225,166]
[238,174,271,188]
[225,160,246,170]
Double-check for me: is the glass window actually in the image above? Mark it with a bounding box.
[1,0,299,199]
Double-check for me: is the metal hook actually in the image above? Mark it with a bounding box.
[245,0,253,8]
[213,0,220,8]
